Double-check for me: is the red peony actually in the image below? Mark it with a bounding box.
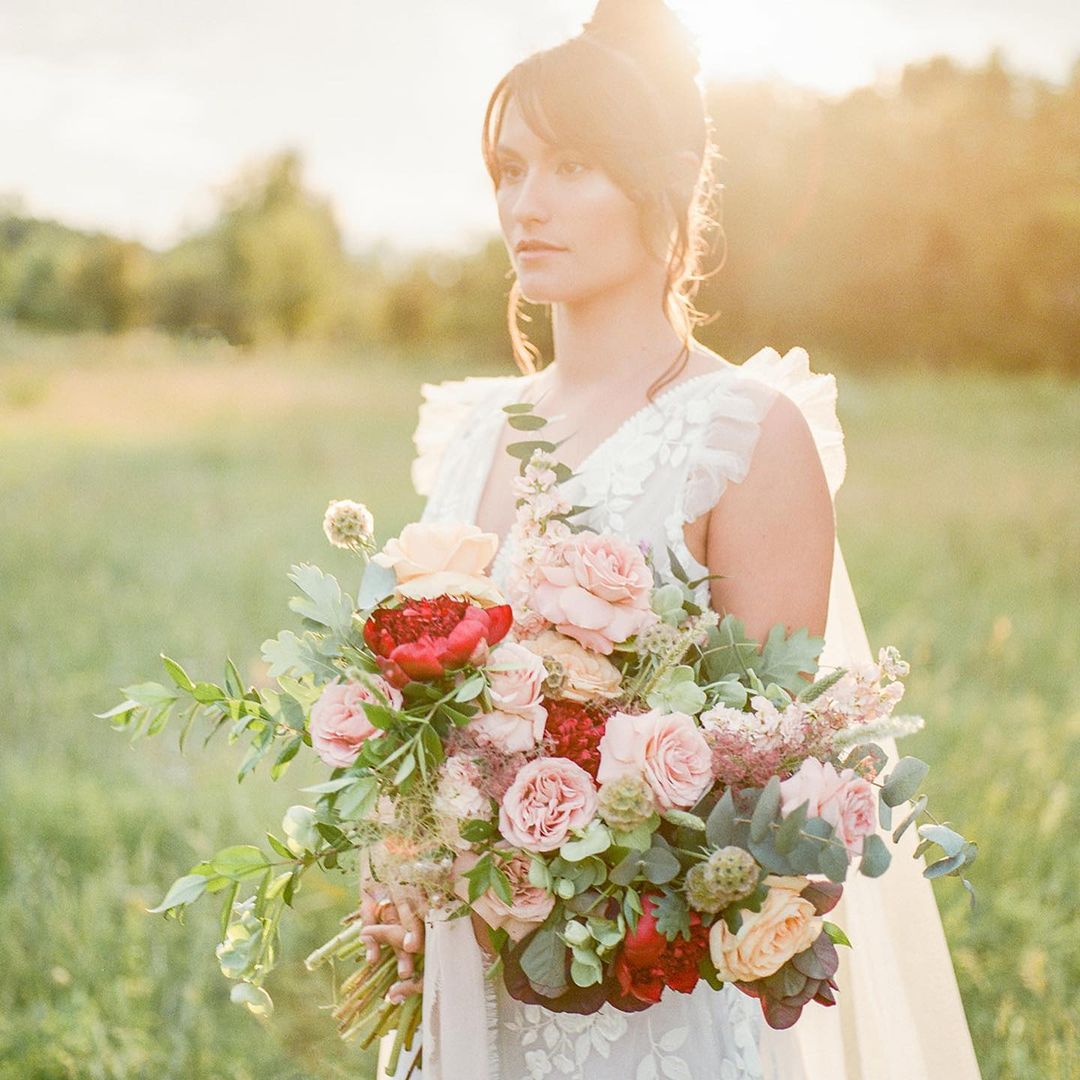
[613,894,710,1005]
[362,596,513,687]
[542,697,609,778]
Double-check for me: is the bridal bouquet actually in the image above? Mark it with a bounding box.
[102,399,975,1072]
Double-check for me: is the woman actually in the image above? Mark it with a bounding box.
[361,2,981,1076]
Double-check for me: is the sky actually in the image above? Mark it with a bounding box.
[1,0,1076,254]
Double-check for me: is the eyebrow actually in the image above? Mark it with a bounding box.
[493,143,556,161]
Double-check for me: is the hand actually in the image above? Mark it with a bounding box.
[358,880,424,1004]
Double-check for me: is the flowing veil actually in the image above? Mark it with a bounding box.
[758,539,982,1079]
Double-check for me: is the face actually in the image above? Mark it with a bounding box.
[492,97,663,305]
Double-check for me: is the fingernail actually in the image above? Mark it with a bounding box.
[403,931,416,949]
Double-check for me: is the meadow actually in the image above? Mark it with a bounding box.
[0,327,1076,1079]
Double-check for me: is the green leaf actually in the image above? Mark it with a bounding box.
[653,888,692,941]
[520,923,568,995]
[502,401,538,415]
[917,824,966,857]
[459,818,497,843]
[892,795,929,843]
[454,673,486,702]
[121,681,178,708]
[287,563,354,636]
[818,840,849,883]
[335,776,378,820]
[357,560,398,612]
[489,863,514,905]
[161,655,195,693]
[823,920,851,948]
[881,757,930,807]
[560,822,611,862]
[640,845,680,885]
[219,880,239,937]
[300,776,356,794]
[266,833,294,860]
[661,809,706,832]
[750,777,782,842]
[706,789,736,847]
[756,623,825,692]
[270,735,302,780]
[774,800,808,855]
[147,873,209,913]
[211,846,272,882]
[507,413,548,431]
[858,833,891,877]
[924,851,968,879]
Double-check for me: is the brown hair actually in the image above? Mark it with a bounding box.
[481,0,724,401]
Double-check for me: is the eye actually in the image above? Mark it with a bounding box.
[559,160,589,177]
[496,161,524,185]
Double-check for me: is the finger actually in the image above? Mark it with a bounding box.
[391,890,423,952]
[387,978,423,1004]
[395,950,415,981]
[359,923,407,951]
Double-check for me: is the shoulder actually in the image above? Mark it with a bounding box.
[410,372,533,497]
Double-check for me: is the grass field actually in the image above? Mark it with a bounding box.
[1,328,1077,1079]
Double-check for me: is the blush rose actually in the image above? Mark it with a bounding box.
[498,756,599,852]
[308,675,402,769]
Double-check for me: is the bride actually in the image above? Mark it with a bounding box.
[361,1,981,1076]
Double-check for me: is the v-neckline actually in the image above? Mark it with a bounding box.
[473,364,732,553]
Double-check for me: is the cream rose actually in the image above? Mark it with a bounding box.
[372,521,504,604]
[709,875,823,982]
[499,757,599,852]
[452,850,556,942]
[518,629,623,702]
[597,708,713,810]
[530,531,658,654]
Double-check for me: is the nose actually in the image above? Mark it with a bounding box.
[509,166,553,229]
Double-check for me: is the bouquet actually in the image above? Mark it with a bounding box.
[102,398,976,1074]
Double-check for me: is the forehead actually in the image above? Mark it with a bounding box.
[494,97,560,159]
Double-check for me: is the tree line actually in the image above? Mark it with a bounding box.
[1,49,1076,373]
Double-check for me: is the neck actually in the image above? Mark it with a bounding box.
[544,268,692,392]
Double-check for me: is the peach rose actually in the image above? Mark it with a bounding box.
[597,709,713,810]
[499,756,599,852]
[780,758,877,857]
[518,629,623,702]
[452,850,556,942]
[709,875,823,982]
[308,675,401,769]
[372,521,504,604]
[530,531,658,654]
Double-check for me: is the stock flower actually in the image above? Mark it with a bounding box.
[708,876,823,982]
[362,596,513,687]
[498,757,599,852]
[308,675,401,768]
[372,521,504,604]
[529,531,657,654]
[322,499,375,551]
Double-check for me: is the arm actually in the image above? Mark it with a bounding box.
[705,392,835,644]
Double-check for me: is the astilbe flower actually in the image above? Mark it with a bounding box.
[540,696,611,779]
[443,726,540,802]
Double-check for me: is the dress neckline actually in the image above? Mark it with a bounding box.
[477,363,735,561]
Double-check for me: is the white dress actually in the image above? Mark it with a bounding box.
[378,348,982,1080]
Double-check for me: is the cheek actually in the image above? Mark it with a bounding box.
[572,177,646,263]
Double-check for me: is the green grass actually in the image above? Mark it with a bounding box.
[0,330,1077,1078]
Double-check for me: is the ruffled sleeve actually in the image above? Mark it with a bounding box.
[410,375,508,497]
[739,345,847,497]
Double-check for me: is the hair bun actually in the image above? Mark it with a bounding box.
[582,0,701,82]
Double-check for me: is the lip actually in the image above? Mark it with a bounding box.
[515,240,567,254]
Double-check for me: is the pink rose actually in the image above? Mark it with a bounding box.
[499,756,599,852]
[467,707,546,754]
[597,709,713,810]
[452,850,556,942]
[308,675,401,769]
[829,774,877,856]
[466,642,549,752]
[530,531,658,654]
[780,758,877,857]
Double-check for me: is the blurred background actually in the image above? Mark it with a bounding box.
[0,1,1077,1078]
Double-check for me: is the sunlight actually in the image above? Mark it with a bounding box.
[672,0,894,95]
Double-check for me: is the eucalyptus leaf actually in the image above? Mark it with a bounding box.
[750,776,782,842]
[858,833,891,878]
[881,757,930,807]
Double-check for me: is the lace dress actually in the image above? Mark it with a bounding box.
[378,348,980,1080]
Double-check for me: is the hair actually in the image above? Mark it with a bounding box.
[481,0,724,401]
